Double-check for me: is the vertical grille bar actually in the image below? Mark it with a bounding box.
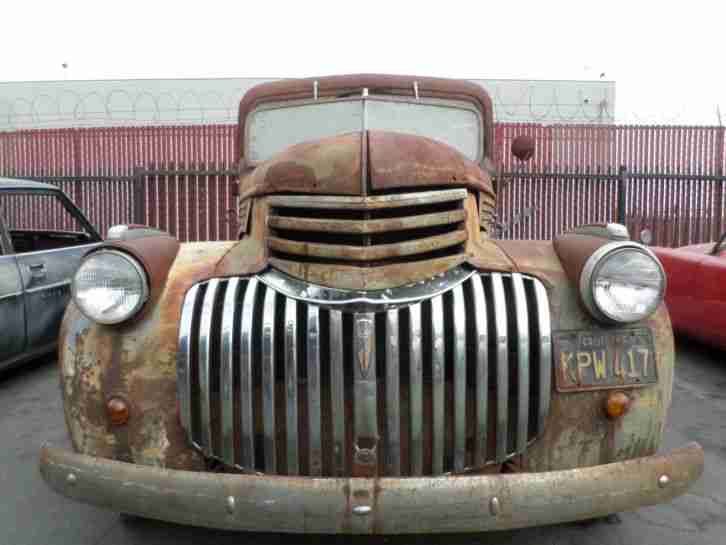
[198,279,220,455]
[284,298,299,475]
[329,310,345,476]
[307,305,323,476]
[534,280,552,435]
[353,312,378,477]
[239,277,259,469]
[220,278,241,465]
[261,288,277,473]
[470,275,488,467]
[385,309,401,476]
[490,273,509,463]
[177,284,200,437]
[452,284,467,473]
[409,303,424,476]
[512,274,530,452]
[430,295,445,475]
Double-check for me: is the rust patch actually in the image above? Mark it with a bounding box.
[368,131,495,197]
[238,132,362,201]
[215,198,268,277]
[552,233,614,285]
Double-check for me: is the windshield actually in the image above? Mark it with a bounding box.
[246,96,482,164]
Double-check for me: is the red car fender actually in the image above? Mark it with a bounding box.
[654,245,726,349]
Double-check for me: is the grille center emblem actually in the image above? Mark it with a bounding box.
[356,317,375,378]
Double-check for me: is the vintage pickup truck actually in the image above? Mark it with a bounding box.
[40,74,703,534]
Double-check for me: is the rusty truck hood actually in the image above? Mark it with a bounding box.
[217,130,512,289]
[238,130,495,200]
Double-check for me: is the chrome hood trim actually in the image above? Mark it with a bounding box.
[258,264,475,312]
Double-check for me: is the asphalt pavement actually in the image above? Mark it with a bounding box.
[1,337,724,545]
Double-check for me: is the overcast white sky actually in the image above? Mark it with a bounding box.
[3,0,724,124]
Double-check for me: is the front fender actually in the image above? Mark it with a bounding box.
[496,239,674,471]
[58,241,236,470]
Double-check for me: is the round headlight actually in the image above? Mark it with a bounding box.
[580,242,665,324]
[72,250,149,324]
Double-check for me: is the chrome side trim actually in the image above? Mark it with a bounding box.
[511,273,530,453]
[430,294,445,475]
[307,305,322,476]
[198,279,219,456]
[452,284,467,473]
[24,279,71,294]
[262,288,277,473]
[284,298,299,475]
[490,274,509,463]
[534,281,552,434]
[470,274,488,467]
[408,303,424,476]
[0,291,23,301]
[239,278,259,469]
[220,278,241,465]
[258,265,474,311]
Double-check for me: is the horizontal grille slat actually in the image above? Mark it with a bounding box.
[267,189,468,269]
[268,209,467,234]
[268,189,467,210]
[177,269,552,477]
[268,231,467,262]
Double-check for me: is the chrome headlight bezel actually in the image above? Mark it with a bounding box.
[72,249,150,325]
[579,241,666,324]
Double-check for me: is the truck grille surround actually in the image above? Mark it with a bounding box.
[177,267,552,477]
[266,188,469,267]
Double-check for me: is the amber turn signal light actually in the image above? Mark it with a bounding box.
[107,397,130,426]
[605,392,631,419]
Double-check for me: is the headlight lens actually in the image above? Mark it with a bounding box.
[580,243,665,323]
[73,250,149,324]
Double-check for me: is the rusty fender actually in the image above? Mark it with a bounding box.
[40,442,703,534]
[58,240,237,470]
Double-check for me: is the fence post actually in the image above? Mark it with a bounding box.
[716,127,725,239]
[132,167,146,225]
[617,165,627,225]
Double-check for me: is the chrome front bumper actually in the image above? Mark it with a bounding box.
[40,442,704,534]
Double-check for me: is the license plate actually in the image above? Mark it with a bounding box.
[553,328,658,392]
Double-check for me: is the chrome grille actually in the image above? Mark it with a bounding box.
[177,269,552,477]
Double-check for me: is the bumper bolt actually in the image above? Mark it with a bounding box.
[658,475,670,488]
[490,497,501,516]
[66,473,77,486]
[226,496,236,514]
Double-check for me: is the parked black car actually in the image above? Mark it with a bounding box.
[0,178,101,370]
